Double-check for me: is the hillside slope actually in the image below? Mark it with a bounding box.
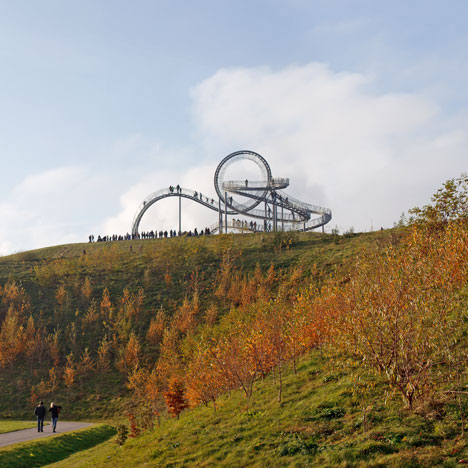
[0,229,402,420]
[46,350,468,468]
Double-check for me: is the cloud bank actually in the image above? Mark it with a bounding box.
[189,63,467,231]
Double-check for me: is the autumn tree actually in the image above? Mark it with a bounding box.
[127,366,161,429]
[209,316,257,399]
[81,277,93,301]
[156,327,182,384]
[97,336,112,371]
[146,308,166,354]
[328,224,468,408]
[409,172,468,227]
[184,336,224,411]
[0,305,26,367]
[164,376,188,419]
[117,332,140,374]
[173,292,199,335]
[63,353,76,388]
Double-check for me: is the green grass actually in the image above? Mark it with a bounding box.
[0,424,115,468]
[0,420,48,434]
[46,351,468,468]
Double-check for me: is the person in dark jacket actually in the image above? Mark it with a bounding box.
[48,402,62,432]
[34,401,46,432]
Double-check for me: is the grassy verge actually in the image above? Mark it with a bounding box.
[0,420,49,434]
[45,350,468,468]
[0,424,115,468]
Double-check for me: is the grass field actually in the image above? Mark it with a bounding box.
[0,424,115,468]
[45,351,468,468]
[0,420,49,434]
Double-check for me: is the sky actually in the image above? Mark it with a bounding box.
[0,0,467,254]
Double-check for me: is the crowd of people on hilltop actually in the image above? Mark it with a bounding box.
[88,227,212,244]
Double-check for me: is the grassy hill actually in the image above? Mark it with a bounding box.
[1,224,468,467]
[0,229,401,421]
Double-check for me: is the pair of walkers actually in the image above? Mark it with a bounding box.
[34,401,62,433]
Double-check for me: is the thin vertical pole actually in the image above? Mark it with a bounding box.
[178,195,181,234]
[273,194,277,232]
[224,191,228,234]
[281,204,284,231]
[264,200,268,232]
[218,198,223,234]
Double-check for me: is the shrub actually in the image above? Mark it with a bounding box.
[115,424,129,446]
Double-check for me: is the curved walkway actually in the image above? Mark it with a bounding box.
[0,421,92,448]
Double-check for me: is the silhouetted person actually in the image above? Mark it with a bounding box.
[34,401,46,432]
[49,402,62,432]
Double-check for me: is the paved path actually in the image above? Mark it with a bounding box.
[0,422,93,448]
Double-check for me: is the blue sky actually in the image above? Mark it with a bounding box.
[0,1,467,253]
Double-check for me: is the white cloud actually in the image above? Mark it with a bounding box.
[189,63,467,232]
[0,166,103,255]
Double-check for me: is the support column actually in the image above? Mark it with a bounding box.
[264,200,268,232]
[224,191,228,234]
[281,204,284,232]
[218,198,223,234]
[272,193,277,232]
[178,195,182,234]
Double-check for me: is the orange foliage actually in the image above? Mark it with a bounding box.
[146,309,166,347]
[63,353,76,388]
[164,376,188,419]
[117,333,140,374]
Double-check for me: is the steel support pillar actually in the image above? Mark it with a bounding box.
[272,194,277,232]
[218,198,223,234]
[178,195,181,234]
[224,191,228,234]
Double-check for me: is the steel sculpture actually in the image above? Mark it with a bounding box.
[131,150,331,237]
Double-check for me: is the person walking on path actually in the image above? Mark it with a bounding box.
[48,402,62,432]
[34,401,46,432]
